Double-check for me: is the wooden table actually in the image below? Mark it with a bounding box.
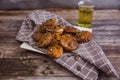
[0,9,120,80]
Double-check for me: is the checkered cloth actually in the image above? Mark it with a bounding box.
[55,53,98,80]
[73,40,119,78]
[16,10,119,79]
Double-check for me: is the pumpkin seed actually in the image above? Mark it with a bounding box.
[42,70,49,75]
[76,65,81,71]
[67,55,71,57]
[74,56,79,61]
[49,71,54,74]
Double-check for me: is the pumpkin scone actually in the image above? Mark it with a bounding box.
[53,25,64,34]
[46,25,64,34]
[64,27,79,33]
[60,34,78,51]
[47,45,63,58]
[51,34,61,45]
[37,32,53,48]
[37,25,46,33]
[32,31,43,41]
[75,31,92,43]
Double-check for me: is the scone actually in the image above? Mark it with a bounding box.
[60,34,78,51]
[47,45,63,58]
[64,27,79,33]
[46,25,64,35]
[37,25,46,33]
[75,31,92,43]
[37,32,53,48]
[32,31,43,41]
[51,34,61,45]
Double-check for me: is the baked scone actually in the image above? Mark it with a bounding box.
[60,34,78,51]
[32,31,43,41]
[37,25,46,33]
[46,25,64,35]
[64,27,79,33]
[75,31,92,43]
[37,32,53,48]
[54,25,64,34]
[51,34,61,45]
[47,45,63,58]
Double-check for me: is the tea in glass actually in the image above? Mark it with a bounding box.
[78,0,94,28]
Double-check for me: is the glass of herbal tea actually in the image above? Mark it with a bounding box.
[77,0,94,28]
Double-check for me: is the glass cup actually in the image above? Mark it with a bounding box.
[77,0,94,28]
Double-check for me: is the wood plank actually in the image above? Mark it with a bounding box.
[93,36,120,43]
[0,20,22,31]
[0,76,120,80]
[0,58,75,76]
[0,57,119,76]
[1,76,80,80]
[0,10,120,20]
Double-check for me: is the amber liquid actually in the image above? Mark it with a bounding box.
[78,6,94,28]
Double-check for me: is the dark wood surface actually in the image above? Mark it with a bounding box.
[0,9,120,80]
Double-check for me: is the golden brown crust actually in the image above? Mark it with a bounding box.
[32,31,43,41]
[64,27,79,33]
[46,25,64,35]
[51,34,61,45]
[60,34,78,51]
[75,31,92,43]
[36,32,53,48]
[47,45,63,58]
[54,25,64,34]
[37,25,46,33]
